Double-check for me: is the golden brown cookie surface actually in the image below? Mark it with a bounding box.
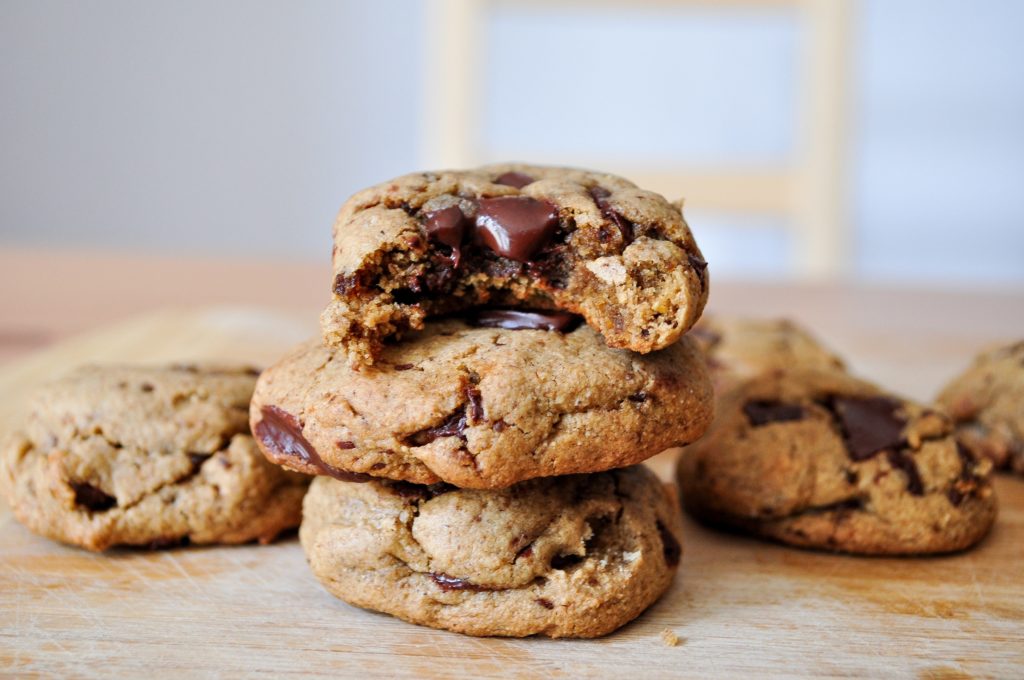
[300,465,683,638]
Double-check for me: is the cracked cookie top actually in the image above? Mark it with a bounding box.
[1,364,309,551]
[252,316,713,489]
[299,465,683,638]
[936,340,1024,475]
[677,368,997,555]
[320,163,709,366]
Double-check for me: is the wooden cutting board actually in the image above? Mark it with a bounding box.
[1,306,1021,679]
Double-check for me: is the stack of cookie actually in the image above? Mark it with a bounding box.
[677,317,997,555]
[249,165,715,638]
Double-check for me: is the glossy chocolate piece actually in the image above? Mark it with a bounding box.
[494,171,535,189]
[475,196,559,262]
[831,396,906,461]
[255,405,370,482]
[470,309,581,332]
[422,205,468,266]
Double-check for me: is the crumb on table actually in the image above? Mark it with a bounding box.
[660,628,681,647]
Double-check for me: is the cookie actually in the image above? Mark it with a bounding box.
[300,465,684,638]
[0,364,309,551]
[936,341,1024,475]
[251,314,713,489]
[319,164,709,366]
[691,316,846,392]
[676,368,997,554]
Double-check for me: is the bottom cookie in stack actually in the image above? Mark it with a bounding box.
[299,465,683,638]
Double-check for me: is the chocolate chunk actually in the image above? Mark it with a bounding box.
[743,401,805,426]
[830,396,906,461]
[656,520,682,567]
[470,309,582,332]
[590,186,635,245]
[688,254,708,287]
[333,270,372,296]
[535,597,555,610]
[140,382,154,393]
[387,480,454,502]
[628,392,649,403]
[430,573,495,592]
[475,196,559,261]
[71,482,117,512]
[495,171,535,189]
[394,363,415,371]
[336,440,356,450]
[886,449,924,495]
[422,205,468,266]
[255,405,370,482]
[465,385,484,421]
[404,409,469,447]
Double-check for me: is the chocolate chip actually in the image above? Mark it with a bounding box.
[140,382,154,393]
[465,385,484,421]
[422,205,468,267]
[743,401,805,426]
[333,270,372,296]
[386,480,454,502]
[475,196,559,261]
[336,441,356,450]
[430,573,494,592]
[404,409,469,447]
[656,520,682,567]
[590,186,635,245]
[628,392,649,403]
[688,253,708,287]
[830,396,906,461]
[71,482,116,512]
[254,405,370,483]
[947,487,965,506]
[469,309,582,332]
[495,171,535,189]
[394,363,415,371]
[536,598,555,609]
[886,449,924,496]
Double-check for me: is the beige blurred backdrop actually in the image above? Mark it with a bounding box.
[1,0,1022,284]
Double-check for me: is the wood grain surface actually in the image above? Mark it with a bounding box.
[1,291,1023,678]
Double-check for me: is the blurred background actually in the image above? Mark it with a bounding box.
[2,0,1023,285]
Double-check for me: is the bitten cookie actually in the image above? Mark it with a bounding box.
[691,316,846,392]
[320,164,709,365]
[251,314,713,489]
[300,465,684,638]
[677,369,997,555]
[936,341,1024,475]
[0,364,309,551]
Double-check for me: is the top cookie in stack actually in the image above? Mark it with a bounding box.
[252,164,714,489]
[318,164,709,367]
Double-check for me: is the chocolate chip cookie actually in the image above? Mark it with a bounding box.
[937,341,1024,475]
[319,164,709,366]
[0,364,309,551]
[677,369,997,554]
[300,465,683,638]
[252,314,713,489]
[691,316,846,392]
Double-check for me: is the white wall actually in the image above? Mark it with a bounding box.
[2,0,1022,284]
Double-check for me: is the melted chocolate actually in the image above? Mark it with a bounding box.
[470,309,581,332]
[422,205,468,266]
[590,186,635,245]
[830,396,906,461]
[886,449,925,496]
[254,405,370,482]
[494,171,535,189]
[743,401,805,426]
[430,573,495,592]
[475,196,559,261]
[71,482,117,512]
[404,409,468,447]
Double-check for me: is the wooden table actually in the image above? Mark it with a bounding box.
[1,248,1022,678]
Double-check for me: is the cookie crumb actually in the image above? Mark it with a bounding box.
[660,628,681,647]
